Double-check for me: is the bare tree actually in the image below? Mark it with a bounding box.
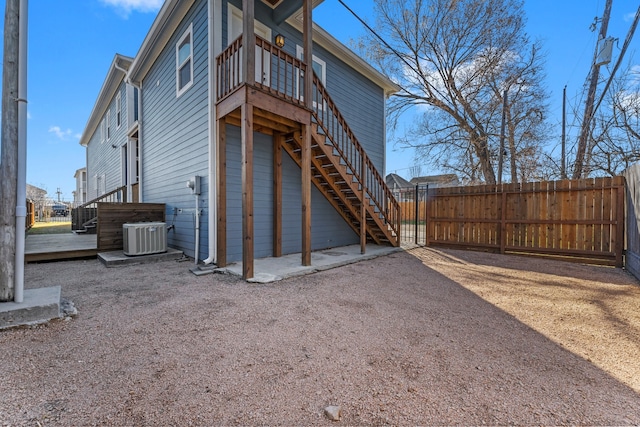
[585,64,640,176]
[368,0,549,184]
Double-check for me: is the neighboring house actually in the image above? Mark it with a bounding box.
[79,54,139,203]
[386,173,411,194]
[410,174,460,188]
[79,0,400,279]
[73,167,87,205]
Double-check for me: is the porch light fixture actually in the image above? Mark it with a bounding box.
[275,34,285,48]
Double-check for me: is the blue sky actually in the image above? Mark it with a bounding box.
[0,0,638,201]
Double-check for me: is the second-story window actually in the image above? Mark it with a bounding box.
[106,109,111,141]
[176,24,194,97]
[116,91,122,129]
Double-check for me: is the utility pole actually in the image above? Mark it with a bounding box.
[56,187,62,202]
[572,0,613,179]
[0,0,20,302]
[561,85,566,179]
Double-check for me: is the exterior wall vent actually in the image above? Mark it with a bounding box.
[123,222,167,256]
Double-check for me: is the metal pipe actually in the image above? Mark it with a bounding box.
[14,0,28,303]
[203,0,217,265]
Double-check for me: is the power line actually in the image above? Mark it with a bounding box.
[335,0,417,75]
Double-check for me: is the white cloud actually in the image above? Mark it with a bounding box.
[100,0,163,17]
[48,126,74,140]
[624,11,638,22]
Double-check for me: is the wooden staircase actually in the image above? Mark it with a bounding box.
[281,74,400,247]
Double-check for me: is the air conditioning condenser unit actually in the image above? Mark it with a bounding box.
[123,222,167,256]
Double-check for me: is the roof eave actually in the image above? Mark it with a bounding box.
[128,0,195,85]
[286,17,400,96]
[79,54,133,147]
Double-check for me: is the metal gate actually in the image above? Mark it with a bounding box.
[397,185,429,245]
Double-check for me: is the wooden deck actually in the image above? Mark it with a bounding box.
[25,233,98,262]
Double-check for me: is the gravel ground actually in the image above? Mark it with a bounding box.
[1,246,640,425]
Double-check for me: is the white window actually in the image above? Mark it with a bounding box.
[176,24,194,96]
[100,118,105,143]
[106,109,111,141]
[116,91,122,129]
[296,45,326,108]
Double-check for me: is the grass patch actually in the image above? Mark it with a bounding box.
[28,221,72,235]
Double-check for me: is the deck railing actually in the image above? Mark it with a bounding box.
[216,35,307,105]
[72,186,127,231]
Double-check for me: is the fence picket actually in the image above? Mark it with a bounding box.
[398,177,623,265]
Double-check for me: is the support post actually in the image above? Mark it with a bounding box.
[242,104,254,279]
[302,0,312,109]
[216,117,227,267]
[301,125,311,266]
[360,159,366,254]
[273,133,283,257]
[242,0,255,85]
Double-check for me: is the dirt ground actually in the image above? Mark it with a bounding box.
[1,246,639,425]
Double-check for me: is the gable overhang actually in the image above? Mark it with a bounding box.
[286,17,400,97]
[271,0,324,25]
[79,54,133,147]
[128,0,196,86]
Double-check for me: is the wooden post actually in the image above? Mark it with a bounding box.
[242,0,255,85]
[301,124,311,266]
[500,186,507,254]
[301,0,313,266]
[216,117,227,267]
[615,176,625,268]
[273,133,283,257]
[360,159,366,254]
[242,103,254,279]
[0,0,20,302]
[302,0,312,109]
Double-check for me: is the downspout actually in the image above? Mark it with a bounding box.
[203,0,220,265]
[14,0,28,303]
[113,59,130,200]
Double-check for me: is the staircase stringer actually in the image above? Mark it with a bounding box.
[281,134,382,244]
[310,74,400,246]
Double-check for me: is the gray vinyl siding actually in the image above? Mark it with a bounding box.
[86,82,129,199]
[140,0,209,259]
[225,126,274,261]
[224,125,358,263]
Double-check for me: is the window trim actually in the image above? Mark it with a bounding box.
[296,45,327,109]
[176,23,194,97]
[116,91,122,129]
[106,108,111,141]
[100,118,105,143]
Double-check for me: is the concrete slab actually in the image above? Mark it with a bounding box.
[98,247,184,267]
[218,244,403,283]
[0,286,62,330]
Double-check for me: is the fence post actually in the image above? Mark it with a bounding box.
[425,186,430,247]
[616,177,625,268]
[500,185,507,254]
[414,184,419,245]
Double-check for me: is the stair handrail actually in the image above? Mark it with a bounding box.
[72,186,127,231]
[76,185,127,209]
[310,74,400,241]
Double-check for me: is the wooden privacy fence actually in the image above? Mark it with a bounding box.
[403,177,625,266]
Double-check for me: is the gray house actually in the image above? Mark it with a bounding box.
[80,0,400,279]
